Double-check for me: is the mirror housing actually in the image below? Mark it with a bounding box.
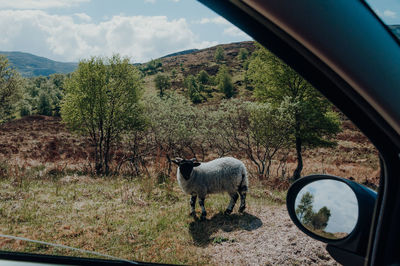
[286,174,377,266]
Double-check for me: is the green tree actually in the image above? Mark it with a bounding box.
[237,48,249,61]
[61,55,143,175]
[216,65,235,98]
[296,192,314,222]
[143,93,204,175]
[311,206,331,230]
[248,44,341,180]
[0,55,23,123]
[171,68,177,81]
[154,74,171,98]
[143,59,162,75]
[37,92,52,116]
[197,70,210,85]
[19,100,31,117]
[210,99,293,178]
[185,75,202,104]
[214,46,225,63]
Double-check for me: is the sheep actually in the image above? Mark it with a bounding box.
[172,157,248,219]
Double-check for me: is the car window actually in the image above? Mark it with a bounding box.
[365,0,400,39]
[0,1,380,265]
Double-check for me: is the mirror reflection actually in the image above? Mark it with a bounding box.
[295,180,358,240]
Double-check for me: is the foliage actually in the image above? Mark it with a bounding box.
[0,55,23,123]
[247,43,341,180]
[237,48,249,61]
[141,59,162,75]
[171,68,177,80]
[296,192,314,221]
[207,99,293,178]
[37,92,52,116]
[61,55,144,175]
[142,93,205,175]
[197,70,210,85]
[18,74,66,117]
[216,65,235,98]
[296,192,331,230]
[154,74,171,98]
[214,47,225,63]
[185,75,203,104]
[311,206,331,230]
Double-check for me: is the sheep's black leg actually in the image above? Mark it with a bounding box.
[238,187,247,213]
[225,192,238,215]
[199,197,207,220]
[190,195,197,216]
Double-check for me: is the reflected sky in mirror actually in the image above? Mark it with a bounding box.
[295,180,358,234]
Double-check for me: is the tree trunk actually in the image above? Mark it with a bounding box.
[292,136,303,181]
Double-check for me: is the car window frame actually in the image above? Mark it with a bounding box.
[198,1,400,265]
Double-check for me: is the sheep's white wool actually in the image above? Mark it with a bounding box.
[177,157,248,198]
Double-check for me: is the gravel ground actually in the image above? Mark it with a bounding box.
[203,206,340,265]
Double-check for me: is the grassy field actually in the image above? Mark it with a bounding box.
[0,171,284,264]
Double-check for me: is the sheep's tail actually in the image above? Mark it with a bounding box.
[238,168,248,192]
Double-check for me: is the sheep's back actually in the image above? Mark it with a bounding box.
[194,157,246,194]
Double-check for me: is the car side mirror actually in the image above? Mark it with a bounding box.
[286,174,377,266]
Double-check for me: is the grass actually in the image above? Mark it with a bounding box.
[0,170,284,265]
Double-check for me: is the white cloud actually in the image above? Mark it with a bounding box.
[0,0,89,9]
[197,16,250,39]
[223,26,249,38]
[198,16,230,25]
[0,10,214,63]
[74,13,91,22]
[383,9,397,19]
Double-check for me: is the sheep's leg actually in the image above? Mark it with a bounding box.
[199,197,207,220]
[238,189,247,213]
[224,192,238,215]
[189,195,197,216]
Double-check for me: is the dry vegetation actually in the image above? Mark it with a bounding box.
[0,114,378,264]
[0,42,380,264]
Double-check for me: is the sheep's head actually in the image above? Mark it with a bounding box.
[172,158,201,180]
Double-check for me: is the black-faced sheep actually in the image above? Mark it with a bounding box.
[172,157,248,219]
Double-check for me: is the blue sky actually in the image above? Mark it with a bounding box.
[0,0,251,63]
[0,0,397,63]
[366,0,400,25]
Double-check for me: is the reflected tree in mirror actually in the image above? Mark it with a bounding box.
[296,192,332,231]
[295,180,358,240]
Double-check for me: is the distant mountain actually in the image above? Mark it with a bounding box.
[0,51,77,77]
[161,49,199,59]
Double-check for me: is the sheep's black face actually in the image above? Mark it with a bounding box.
[172,158,201,180]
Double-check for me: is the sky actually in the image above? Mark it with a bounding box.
[0,0,251,63]
[0,0,398,64]
[366,0,400,25]
[295,180,359,235]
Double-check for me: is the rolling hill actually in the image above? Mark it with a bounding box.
[0,51,78,77]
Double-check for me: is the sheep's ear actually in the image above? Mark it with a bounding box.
[193,162,201,167]
[172,158,182,165]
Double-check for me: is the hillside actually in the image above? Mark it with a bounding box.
[0,51,77,77]
[0,40,380,264]
[140,41,256,102]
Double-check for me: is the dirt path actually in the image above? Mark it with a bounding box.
[202,206,340,265]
